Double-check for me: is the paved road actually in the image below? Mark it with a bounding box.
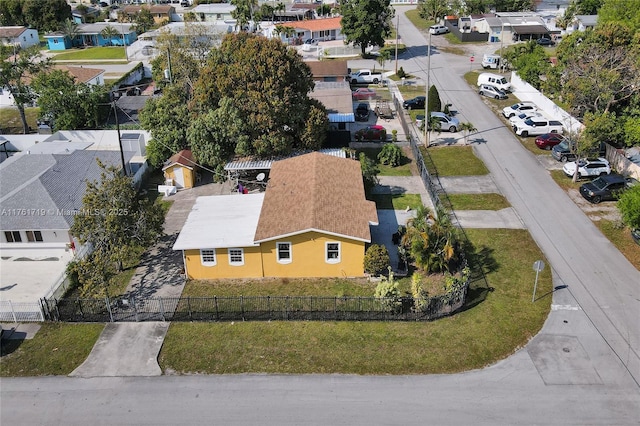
[1,8,638,424]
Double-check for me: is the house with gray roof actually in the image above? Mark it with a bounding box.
[0,149,136,258]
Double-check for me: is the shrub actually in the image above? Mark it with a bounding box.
[359,152,379,189]
[363,244,390,275]
[397,66,406,78]
[374,270,402,311]
[378,143,403,166]
[427,85,441,114]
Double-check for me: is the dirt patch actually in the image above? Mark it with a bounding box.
[567,189,621,222]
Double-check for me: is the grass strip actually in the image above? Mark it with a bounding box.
[447,193,510,210]
[420,145,489,176]
[369,193,423,210]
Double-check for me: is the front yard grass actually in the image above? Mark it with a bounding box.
[0,323,104,377]
[420,145,489,176]
[0,106,39,134]
[159,228,552,375]
[447,193,510,210]
[369,193,423,210]
[51,46,126,61]
[404,9,432,31]
[549,169,582,191]
[357,147,412,176]
[595,221,640,270]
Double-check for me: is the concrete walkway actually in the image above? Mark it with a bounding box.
[70,322,169,378]
[450,208,525,229]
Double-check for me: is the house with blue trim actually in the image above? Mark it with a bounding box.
[45,23,136,51]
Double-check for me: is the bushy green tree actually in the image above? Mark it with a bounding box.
[70,161,165,279]
[359,152,379,189]
[2,0,72,32]
[618,185,640,230]
[339,0,394,56]
[377,143,403,166]
[374,269,402,311]
[598,0,640,32]
[427,85,441,114]
[364,244,390,275]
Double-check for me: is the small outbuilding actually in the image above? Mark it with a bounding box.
[163,149,197,189]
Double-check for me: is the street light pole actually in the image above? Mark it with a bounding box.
[424,31,431,147]
[394,10,399,75]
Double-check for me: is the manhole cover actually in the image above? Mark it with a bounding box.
[563,347,570,353]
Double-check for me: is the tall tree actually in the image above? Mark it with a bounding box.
[0,0,26,27]
[490,0,535,12]
[190,33,326,161]
[230,0,258,31]
[0,45,50,134]
[100,25,120,46]
[21,0,71,32]
[70,161,165,277]
[31,69,109,130]
[132,7,155,34]
[418,0,452,22]
[340,0,394,56]
[61,19,80,47]
[598,0,640,32]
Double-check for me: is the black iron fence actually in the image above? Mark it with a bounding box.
[41,283,469,323]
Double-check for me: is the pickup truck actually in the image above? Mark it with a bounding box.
[349,69,382,85]
[513,118,563,137]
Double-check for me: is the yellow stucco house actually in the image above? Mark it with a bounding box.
[163,149,197,189]
[173,152,379,279]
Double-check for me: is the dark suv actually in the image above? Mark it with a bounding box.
[552,140,606,162]
[355,103,369,121]
[579,174,638,203]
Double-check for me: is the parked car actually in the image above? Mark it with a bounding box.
[632,228,640,246]
[509,111,544,126]
[304,38,319,46]
[477,73,512,92]
[352,88,377,100]
[502,102,537,118]
[513,118,563,137]
[429,111,460,133]
[429,25,449,35]
[552,140,607,162]
[537,37,555,46]
[563,158,611,179]
[579,173,638,203]
[355,103,370,121]
[403,96,425,110]
[478,84,508,99]
[355,125,387,141]
[535,133,565,150]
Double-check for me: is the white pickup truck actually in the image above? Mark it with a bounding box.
[513,117,564,137]
[349,69,383,85]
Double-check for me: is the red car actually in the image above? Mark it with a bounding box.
[535,133,564,150]
[355,125,387,141]
[352,88,377,100]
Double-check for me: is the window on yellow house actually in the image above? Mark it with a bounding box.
[326,242,340,263]
[228,248,244,266]
[200,249,216,266]
[277,242,291,264]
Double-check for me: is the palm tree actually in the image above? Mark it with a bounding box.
[60,19,80,47]
[376,49,390,73]
[458,122,477,145]
[100,25,120,47]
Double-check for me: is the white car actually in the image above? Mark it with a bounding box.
[502,102,537,118]
[429,25,449,35]
[508,111,543,126]
[428,112,459,133]
[562,158,611,178]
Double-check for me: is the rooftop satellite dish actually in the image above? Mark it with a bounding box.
[256,172,266,182]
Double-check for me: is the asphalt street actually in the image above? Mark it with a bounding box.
[1,8,639,424]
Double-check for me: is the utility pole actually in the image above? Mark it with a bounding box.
[112,98,128,176]
[424,32,431,147]
[394,9,399,75]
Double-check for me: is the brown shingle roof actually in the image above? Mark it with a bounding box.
[0,26,27,38]
[163,149,194,170]
[254,152,378,242]
[54,65,104,84]
[306,60,349,78]
[280,17,342,32]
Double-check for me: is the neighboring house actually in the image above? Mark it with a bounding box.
[122,4,175,25]
[0,26,39,49]
[53,65,105,86]
[163,149,197,189]
[136,21,231,56]
[306,60,349,82]
[45,23,136,50]
[192,3,235,22]
[278,17,342,43]
[0,149,137,258]
[174,152,378,279]
[570,15,598,32]
[308,81,355,133]
[474,15,550,43]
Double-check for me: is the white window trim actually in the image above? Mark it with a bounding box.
[228,248,244,266]
[325,242,341,264]
[200,249,216,266]
[276,242,292,264]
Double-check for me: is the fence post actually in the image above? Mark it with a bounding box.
[285,296,289,320]
[8,300,17,323]
[105,297,114,322]
[77,298,83,319]
[267,295,271,320]
[240,295,244,321]
[187,297,192,320]
[334,297,337,320]
[55,298,61,321]
[158,297,166,322]
[214,296,219,320]
[132,296,139,322]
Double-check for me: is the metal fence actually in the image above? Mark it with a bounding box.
[0,300,44,322]
[41,284,469,323]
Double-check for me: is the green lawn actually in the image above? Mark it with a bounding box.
[420,145,489,176]
[595,221,640,271]
[549,169,582,191]
[0,323,104,376]
[405,9,432,31]
[158,228,552,375]
[369,193,423,210]
[447,193,510,210]
[51,46,127,61]
[357,147,412,176]
[0,106,40,134]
